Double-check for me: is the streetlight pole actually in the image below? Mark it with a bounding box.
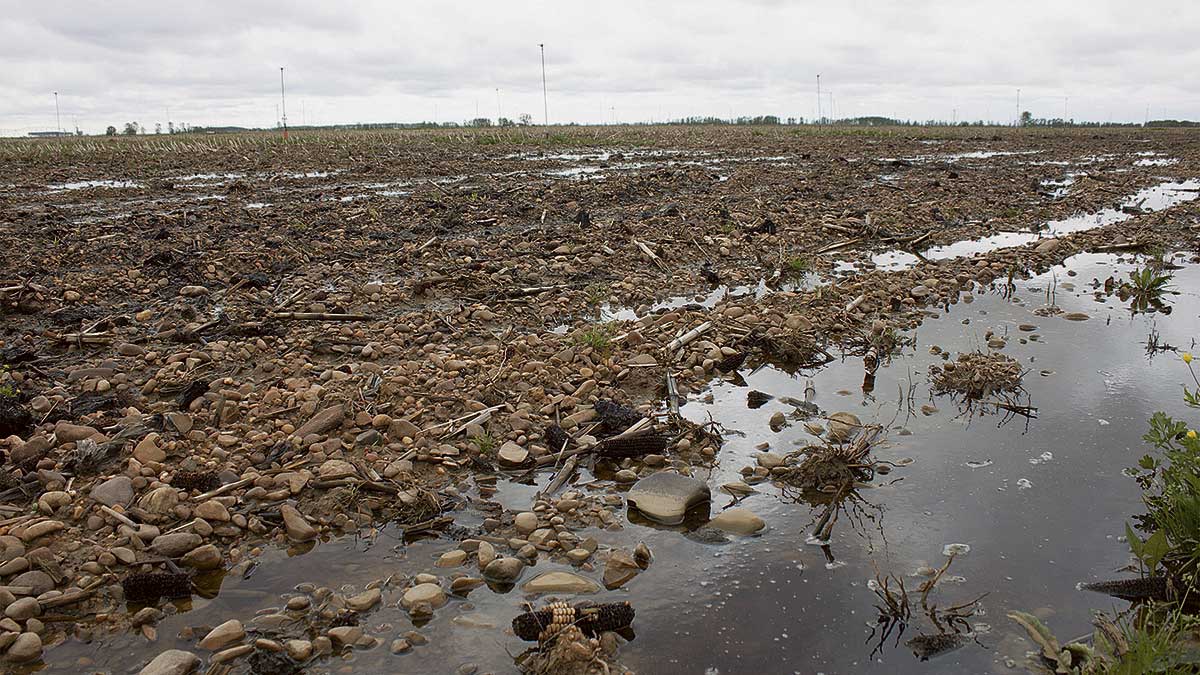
[54,92,61,134]
[279,67,288,140]
[539,43,548,126]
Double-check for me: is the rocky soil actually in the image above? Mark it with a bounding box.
[0,125,1197,673]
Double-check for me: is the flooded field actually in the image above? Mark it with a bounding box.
[0,125,1199,674]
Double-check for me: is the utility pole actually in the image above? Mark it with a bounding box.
[54,92,61,134]
[952,108,957,125]
[539,43,548,126]
[1015,88,1021,126]
[816,74,822,124]
[496,88,502,125]
[1145,105,1150,126]
[279,67,288,140]
[1063,96,1068,121]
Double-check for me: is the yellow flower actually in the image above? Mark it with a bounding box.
[1189,430,1197,440]
[1185,352,1194,364]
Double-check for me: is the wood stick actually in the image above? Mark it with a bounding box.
[667,321,712,351]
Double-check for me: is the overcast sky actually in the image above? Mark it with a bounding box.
[1,0,1198,135]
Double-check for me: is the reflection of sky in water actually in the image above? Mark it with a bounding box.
[42,253,1200,675]
[644,252,1200,674]
[871,179,1200,270]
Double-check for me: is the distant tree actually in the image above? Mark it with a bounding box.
[105,126,117,136]
[122,122,139,135]
[154,123,162,134]
[468,118,493,127]
[498,117,515,127]
[1019,111,1033,127]
[518,113,533,126]
[168,122,175,134]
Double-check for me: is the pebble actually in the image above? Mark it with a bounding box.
[709,508,766,535]
[197,619,244,650]
[497,441,529,466]
[4,632,41,663]
[483,557,525,583]
[138,649,200,675]
[436,550,468,568]
[150,533,201,557]
[280,504,317,541]
[513,512,539,534]
[347,588,381,611]
[5,597,40,620]
[91,475,134,506]
[401,583,447,610]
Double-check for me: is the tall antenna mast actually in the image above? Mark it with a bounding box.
[1015,88,1021,126]
[540,44,548,125]
[54,92,61,134]
[496,88,502,124]
[280,67,288,140]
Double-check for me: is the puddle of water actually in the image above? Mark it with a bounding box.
[601,274,823,322]
[870,178,1200,270]
[174,172,245,182]
[41,252,1200,674]
[1135,158,1179,167]
[47,179,142,191]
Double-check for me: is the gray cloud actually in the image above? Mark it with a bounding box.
[0,0,1197,135]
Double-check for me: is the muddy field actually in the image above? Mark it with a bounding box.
[0,125,1199,674]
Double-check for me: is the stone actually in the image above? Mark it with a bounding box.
[756,452,785,469]
[709,508,766,535]
[194,500,230,522]
[11,571,54,595]
[910,285,931,299]
[328,625,363,645]
[19,520,64,542]
[139,649,200,675]
[150,533,202,557]
[284,640,312,661]
[521,571,599,595]
[768,411,787,431]
[614,469,638,483]
[53,421,102,443]
[826,411,861,442]
[450,577,485,594]
[626,472,710,525]
[294,404,344,437]
[318,459,356,479]
[198,619,245,650]
[280,504,317,541]
[483,557,524,583]
[181,544,223,570]
[476,540,496,567]
[436,550,468,568]
[497,441,529,466]
[133,434,166,463]
[401,583,447,610]
[513,512,539,534]
[140,486,180,514]
[4,632,41,663]
[4,597,40,620]
[602,550,640,589]
[1035,238,1062,253]
[91,476,134,506]
[346,588,381,611]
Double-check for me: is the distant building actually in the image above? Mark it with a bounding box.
[28,131,72,137]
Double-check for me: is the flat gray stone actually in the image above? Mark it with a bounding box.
[90,476,134,507]
[626,472,710,525]
[521,571,599,595]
